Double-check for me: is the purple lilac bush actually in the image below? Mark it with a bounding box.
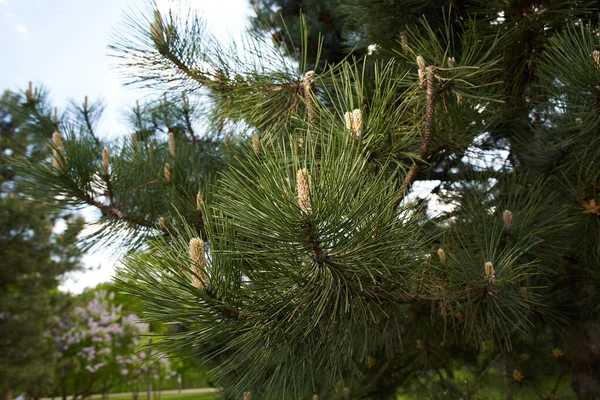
[51,291,175,399]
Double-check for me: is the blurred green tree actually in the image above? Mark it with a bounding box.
[0,89,84,400]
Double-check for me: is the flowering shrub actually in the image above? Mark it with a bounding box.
[51,290,175,399]
[117,349,177,400]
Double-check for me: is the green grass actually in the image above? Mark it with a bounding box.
[110,393,220,400]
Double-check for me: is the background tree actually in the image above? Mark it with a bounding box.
[0,89,84,400]
[50,289,176,400]
[14,0,600,399]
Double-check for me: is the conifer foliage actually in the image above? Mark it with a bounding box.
[15,0,600,398]
[1,89,84,400]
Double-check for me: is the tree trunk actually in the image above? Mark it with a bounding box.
[569,321,600,399]
[1,390,13,400]
[61,370,67,400]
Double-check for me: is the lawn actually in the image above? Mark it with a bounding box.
[110,393,220,400]
[105,382,578,400]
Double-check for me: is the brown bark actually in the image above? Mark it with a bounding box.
[394,65,437,207]
[569,321,600,400]
[61,375,67,400]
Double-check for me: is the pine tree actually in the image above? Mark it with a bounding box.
[0,89,84,400]
[15,1,600,398]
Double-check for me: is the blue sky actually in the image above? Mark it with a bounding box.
[0,0,253,135]
[0,0,253,292]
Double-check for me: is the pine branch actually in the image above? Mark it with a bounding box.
[365,357,394,390]
[465,353,502,398]
[421,168,501,182]
[300,218,327,265]
[395,65,437,207]
[81,96,101,146]
[102,149,116,208]
[26,98,55,138]
[181,94,199,146]
[171,182,207,240]
[549,373,565,398]
[128,179,159,197]
[75,185,152,228]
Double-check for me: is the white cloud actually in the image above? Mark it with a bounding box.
[15,24,26,34]
[0,0,8,6]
